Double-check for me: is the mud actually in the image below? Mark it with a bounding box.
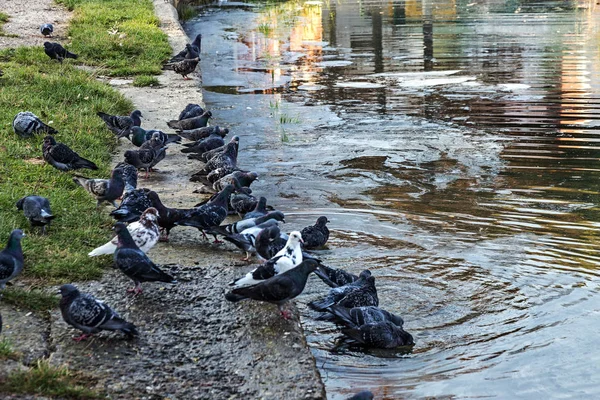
[0,1,325,399]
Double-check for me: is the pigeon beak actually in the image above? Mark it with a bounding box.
[22,233,26,238]
[299,237,304,244]
[282,219,286,223]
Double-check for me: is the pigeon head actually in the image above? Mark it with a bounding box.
[58,284,79,298]
[298,259,319,274]
[316,216,330,226]
[112,222,127,234]
[111,167,124,177]
[131,110,143,118]
[43,135,56,146]
[358,270,372,280]
[266,211,285,223]
[288,231,303,246]
[43,42,53,50]
[140,207,159,224]
[123,150,136,162]
[247,172,259,182]
[265,225,281,239]
[9,229,26,242]
[146,191,165,210]
[15,197,26,210]
[230,136,240,144]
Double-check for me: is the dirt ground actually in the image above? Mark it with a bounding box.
[0,1,325,399]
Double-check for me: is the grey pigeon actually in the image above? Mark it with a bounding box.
[225,259,319,319]
[13,111,57,138]
[97,110,142,138]
[73,167,125,208]
[15,195,55,234]
[181,131,226,155]
[129,126,181,147]
[139,132,168,170]
[146,191,190,241]
[324,305,405,328]
[40,23,54,37]
[110,188,153,223]
[341,321,414,349]
[113,223,177,294]
[202,137,238,173]
[347,391,374,400]
[178,103,204,121]
[172,57,199,80]
[215,220,281,261]
[168,34,202,63]
[179,125,228,142]
[115,161,138,192]
[124,146,167,178]
[313,263,359,288]
[42,135,98,171]
[218,210,285,235]
[59,284,138,341]
[308,270,378,311]
[214,171,258,192]
[255,225,288,260]
[243,197,268,220]
[43,42,78,63]
[167,110,212,131]
[0,230,25,290]
[197,136,237,163]
[230,189,257,217]
[301,216,330,249]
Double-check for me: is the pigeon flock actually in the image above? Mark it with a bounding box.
[1,26,412,398]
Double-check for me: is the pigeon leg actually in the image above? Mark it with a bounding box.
[144,169,149,179]
[212,234,223,244]
[127,282,143,295]
[241,252,252,262]
[41,225,47,235]
[278,304,292,320]
[183,75,190,80]
[72,333,91,342]
[199,230,209,240]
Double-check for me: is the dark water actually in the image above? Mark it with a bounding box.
[185,1,600,398]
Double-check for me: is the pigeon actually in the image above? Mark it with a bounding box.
[216,220,282,261]
[255,225,288,260]
[313,263,359,288]
[44,42,78,63]
[167,34,202,63]
[113,223,177,294]
[97,110,143,138]
[341,321,414,349]
[42,135,98,172]
[201,137,239,173]
[0,230,25,290]
[214,171,258,192]
[178,103,204,121]
[172,57,199,80]
[40,23,54,37]
[129,126,181,147]
[230,188,258,217]
[59,284,138,341]
[346,391,374,400]
[179,125,228,142]
[243,197,268,220]
[323,305,405,328]
[218,210,285,235]
[301,216,330,249]
[229,231,304,288]
[197,136,237,163]
[110,188,154,223]
[225,259,319,319]
[15,195,55,234]
[167,110,212,131]
[146,191,190,241]
[139,132,168,170]
[89,208,160,257]
[13,111,57,138]
[173,184,235,238]
[308,270,378,311]
[124,146,167,179]
[73,167,125,208]
[115,162,138,192]
[181,131,226,154]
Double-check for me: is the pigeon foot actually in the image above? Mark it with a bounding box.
[72,333,91,342]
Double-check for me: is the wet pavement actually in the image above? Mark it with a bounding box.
[185,0,600,398]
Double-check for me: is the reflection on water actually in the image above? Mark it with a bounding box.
[187,0,600,398]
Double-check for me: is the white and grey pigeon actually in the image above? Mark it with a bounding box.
[59,284,138,341]
[89,207,160,257]
[13,111,57,138]
[97,110,142,138]
[0,230,26,290]
[217,219,282,261]
[40,23,54,37]
[15,195,56,234]
[228,231,304,288]
[225,259,319,319]
[72,167,125,208]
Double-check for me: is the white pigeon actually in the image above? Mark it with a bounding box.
[229,231,304,288]
[88,207,160,257]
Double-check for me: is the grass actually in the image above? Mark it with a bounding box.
[0,360,100,399]
[0,46,133,283]
[56,0,172,76]
[257,23,273,37]
[0,338,19,361]
[0,12,18,38]
[2,287,59,313]
[279,113,300,124]
[133,74,160,87]
[178,3,199,22]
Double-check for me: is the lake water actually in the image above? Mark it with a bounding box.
[185,0,600,398]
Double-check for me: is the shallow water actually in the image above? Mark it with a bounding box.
[185,1,600,398]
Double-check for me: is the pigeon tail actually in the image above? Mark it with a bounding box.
[313,265,339,288]
[325,305,358,328]
[225,292,247,303]
[102,317,139,337]
[166,120,181,130]
[308,298,335,311]
[65,51,78,59]
[88,241,116,257]
[73,157,98,171]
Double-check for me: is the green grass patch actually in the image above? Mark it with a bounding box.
[0,46,132,283]
[56,0,171,76]
[0,12,18,38]
[0,338,19,361]
[2,287,59,313]
[133,74,160,87]
[0,360,100,399]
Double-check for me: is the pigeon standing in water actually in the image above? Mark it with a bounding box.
[40,23,54,37]
[0,230,26,290]
[225,259,319,319]
[72,167,125,208]
[172,57,199,80]
[178,103,204,121]
[43,42,78,63]
[113,223,177,295]
[13,111,57,138]
[59,284,138,341]
[346,391,374,400]
[15,195,55,234]
[300,216,330,249]
[97,110,143,138]
[313,263,359,288]
[309,270,378,311]
[89,207,160,257]
[42,135,98,171]
[324,305,405,328]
